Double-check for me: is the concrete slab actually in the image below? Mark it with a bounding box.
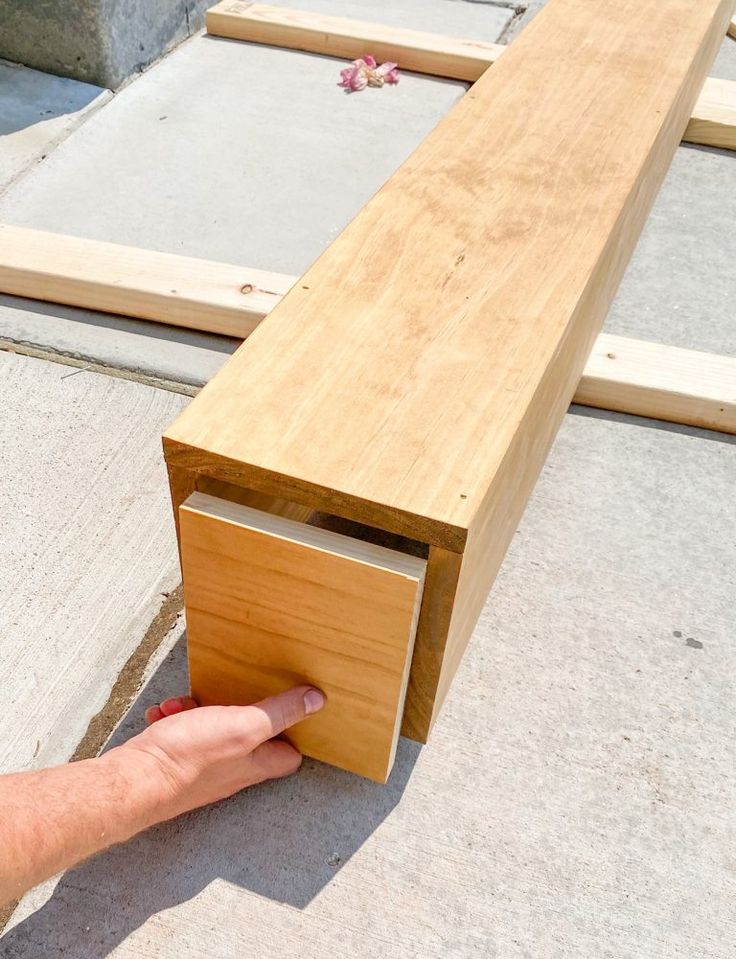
[604,141,736,357]
[4,410,735,957]
[0,31,472,272]
[0,350,186,772]
[0,62,110,194]
[711,34,736,81]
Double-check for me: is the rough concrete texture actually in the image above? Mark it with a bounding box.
[603,36,736,357]
[604,143,736,357]
[0,0,212,88]
[4,410,735,957]
[0,351,187,772]
[0,62,110,194]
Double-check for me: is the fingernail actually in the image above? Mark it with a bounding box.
[304,688,325,715]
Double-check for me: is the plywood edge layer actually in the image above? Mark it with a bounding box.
[182,491,428,581]
[163,438,470,552]
[206,0,505,81]
[575,333,736,434]
[0,224,295,338]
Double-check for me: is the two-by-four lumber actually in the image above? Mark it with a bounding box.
[180,491,426,782]
[165,0,735,745]
[207,1,736,153]
[684,76,736,150]
[0,224,292,338]
[206,1,505,82]
[1,225,733,437]
[576,333,736,434]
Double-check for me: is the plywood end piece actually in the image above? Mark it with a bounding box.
[180,492,427,782]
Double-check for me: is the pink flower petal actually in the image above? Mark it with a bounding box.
[375,61,398,77]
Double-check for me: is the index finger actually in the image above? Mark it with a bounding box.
[242,685,325,745]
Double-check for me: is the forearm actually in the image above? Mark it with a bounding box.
[0,746,169,906]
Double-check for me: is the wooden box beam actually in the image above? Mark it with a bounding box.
[165,0,734,757]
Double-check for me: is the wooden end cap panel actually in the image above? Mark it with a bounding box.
[179,492,427,782]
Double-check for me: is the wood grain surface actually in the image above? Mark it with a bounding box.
[575,333,736,434]
[180,493,426,781]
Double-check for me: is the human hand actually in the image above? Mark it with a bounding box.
[114,686,325,821]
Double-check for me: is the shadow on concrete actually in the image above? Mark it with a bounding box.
[0,293,239,352]
[680,141,736,161]
[569,404,736,446]
[0,66,103,138]
[1,633,420,956]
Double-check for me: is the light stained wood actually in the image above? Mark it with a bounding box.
[0,224,294,338]
[684,76,736,150]
[167,0,733,741]
[575,334,736,434]
[206,0,505,82]
[180,492,426,781]
[729,15,736,38]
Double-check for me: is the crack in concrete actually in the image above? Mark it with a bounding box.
[70,587,184,763]
[0,587,185,934]
[0,338,199,397]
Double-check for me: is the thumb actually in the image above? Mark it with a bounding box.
[242,685,325,746]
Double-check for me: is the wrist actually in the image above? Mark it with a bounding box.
[97,743,182,840]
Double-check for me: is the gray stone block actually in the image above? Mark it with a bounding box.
[0,0,213,88]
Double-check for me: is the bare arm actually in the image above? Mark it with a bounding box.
[0,685,324,906]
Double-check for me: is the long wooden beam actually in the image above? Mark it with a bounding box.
[207,2,736,153]
[0,224,291,339]
[1,224,733,436]
[166,0,735,743]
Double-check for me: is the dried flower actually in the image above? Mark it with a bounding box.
[338,55,400,92]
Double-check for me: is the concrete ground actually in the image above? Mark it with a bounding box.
[1,3,735,956]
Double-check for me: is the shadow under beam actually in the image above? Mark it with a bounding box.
[569,403,736,446]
